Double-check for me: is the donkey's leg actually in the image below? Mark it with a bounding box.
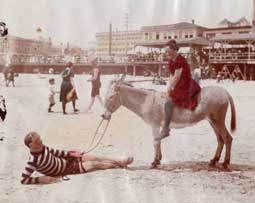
[209,120,224,167]
[220,125,233,170]
[151,125,162,168]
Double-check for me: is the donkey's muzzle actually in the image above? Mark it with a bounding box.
[101,113,111,121]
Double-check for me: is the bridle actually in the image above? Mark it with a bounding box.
[107,85,122,114]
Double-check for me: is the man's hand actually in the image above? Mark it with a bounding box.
[68,150,82,158]
[38,176,61,184]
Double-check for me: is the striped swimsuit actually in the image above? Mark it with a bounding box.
[21,146,86,184]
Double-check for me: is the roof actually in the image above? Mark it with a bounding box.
[211,33,255,44]
[204,25,252,32]
[141,22,207,32]
[218,17,250,27]
[135,37,209,48]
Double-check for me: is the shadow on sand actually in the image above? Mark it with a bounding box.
[129,161,255,173]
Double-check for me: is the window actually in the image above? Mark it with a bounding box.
[239,31,249,34]
[168,36,172,39]
[222,32,232,35]
[149,33,152,40]
[189,35,194,38]
[156,34,160,40]
[174,35,178,39]
[206,33,216,39]
[164,36,167,39]
[185,35,189,38]
[145,33,148,40]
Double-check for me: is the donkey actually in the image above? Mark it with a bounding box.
[102,75,236,170]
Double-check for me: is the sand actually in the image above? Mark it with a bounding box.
[0,74,255,203]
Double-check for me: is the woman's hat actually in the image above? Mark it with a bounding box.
[166,39,179,51]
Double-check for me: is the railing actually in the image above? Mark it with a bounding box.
[0,53,88,65]
[209,52,255,62]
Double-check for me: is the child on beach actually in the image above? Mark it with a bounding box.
[48,78,58,113]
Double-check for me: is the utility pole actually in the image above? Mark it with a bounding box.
[124,12,131,55]
[253,0,255,31]
[109,23,112,56]
[124,12,131,73]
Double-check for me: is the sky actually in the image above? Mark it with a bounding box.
[0,0,253,47]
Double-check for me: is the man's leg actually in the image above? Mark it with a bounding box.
[81,154,134,169]
[82,161,120,172]
[159,97,173,140]
[85,97,95,112]
[96,95,104,107]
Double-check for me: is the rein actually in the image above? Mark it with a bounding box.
[81,118,111,154]
[81,88,122,154]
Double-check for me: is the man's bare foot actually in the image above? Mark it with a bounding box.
[119,157,134,168]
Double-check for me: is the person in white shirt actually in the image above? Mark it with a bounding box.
[48,78,57,112]
[192,67,202,85]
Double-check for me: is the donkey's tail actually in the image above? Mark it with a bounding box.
[228,94,236,133]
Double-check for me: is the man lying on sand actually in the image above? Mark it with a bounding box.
[21,131,133,184]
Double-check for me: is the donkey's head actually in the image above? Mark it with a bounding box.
[0,95,7,122]
[102,74,126,120]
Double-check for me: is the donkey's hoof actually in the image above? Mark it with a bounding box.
[209,160,217,167]
[221,163,232,172]
[150,160,160,169]
[150,164,158,169]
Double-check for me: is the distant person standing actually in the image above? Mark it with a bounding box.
[4,66,15,87]
[60,62,79,114]
[85,60,104,113]
[48,78,58,113]
[192,67,202,85]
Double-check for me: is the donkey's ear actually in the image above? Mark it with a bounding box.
[116,73,126,86]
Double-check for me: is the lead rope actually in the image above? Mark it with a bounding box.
[81,118,111,155]
[81,90,121,155]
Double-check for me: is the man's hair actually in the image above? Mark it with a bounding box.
[24,131,37,148]
[91,58,98,66]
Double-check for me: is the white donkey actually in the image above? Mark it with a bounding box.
[102,75,236,170]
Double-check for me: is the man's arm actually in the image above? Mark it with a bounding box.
[21,160,61,185]
[167,68,183,93]
[20,161,39,184]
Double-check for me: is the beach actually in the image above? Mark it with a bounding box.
[0,74,255,203]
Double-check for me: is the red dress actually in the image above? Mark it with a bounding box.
[168,55,201,110]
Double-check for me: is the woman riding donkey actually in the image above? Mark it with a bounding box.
[159,40,201,140]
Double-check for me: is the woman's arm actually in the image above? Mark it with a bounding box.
[167,68,183,93]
